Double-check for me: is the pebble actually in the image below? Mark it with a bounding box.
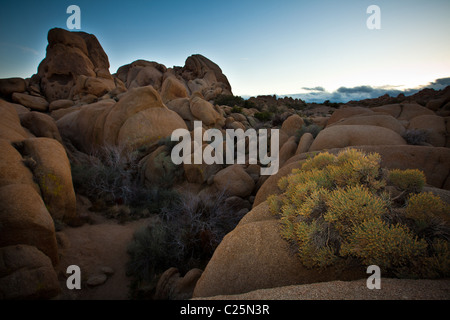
[87,274,108,287]
[100,266,115,276]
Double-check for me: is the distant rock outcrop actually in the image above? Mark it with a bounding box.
[178,54,232,101]
[36,28,122,102]
[115,54,232,103]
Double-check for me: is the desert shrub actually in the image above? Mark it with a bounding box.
[323,100,341,108]
[71,144,139,204]
[299,152,335,171]
[126,190,248,289]
[214,94,244,107]
[128,187,181,215]
[297,149,384,191]
[406,192,448,223]
[254,111,272,122]
[388,169,426,193]
[160,191,245,269]
[243,99,256,109]
[268,104,280,115]
[405,192,450,240]
[340,218,427,270]
[293,219,338,268]
[126,222,176,284]
[150,151,185,189]
[325,185,389,236]
[402,129,430,145]
[286,101,308,111]
[271,113,286,126]
[71,142,182,221]
[268,148,450,278]
[231,106,243,114]
[420,239,450,278]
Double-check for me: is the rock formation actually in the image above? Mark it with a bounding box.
[0,27,449,300]
[36,28,119,102]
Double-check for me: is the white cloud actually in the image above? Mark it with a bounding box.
[1,42,40,56]
[280,78,450,103]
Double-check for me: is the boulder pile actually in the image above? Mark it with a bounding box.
[1,28,449,299]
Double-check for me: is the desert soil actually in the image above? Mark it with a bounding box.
[54,211,153,300]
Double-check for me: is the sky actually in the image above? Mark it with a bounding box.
[1,0,450,102]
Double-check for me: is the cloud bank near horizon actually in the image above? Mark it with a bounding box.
[279,77,450,103]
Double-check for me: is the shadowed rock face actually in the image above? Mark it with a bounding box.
[181,54,231,90]
[180,54,233,101]
[37,28,115,102]
[56,86,188,153]
[0,245,61,300]
[116,54,233,103]
[115,60,167,90]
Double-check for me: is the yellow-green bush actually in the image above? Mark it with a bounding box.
[325,185,389,236]
[405,192,449,230]
[268,148,449,278]
[294,220,337,268]
[340,218,427,270]
[299,149,384,191]
[388,169,426,193]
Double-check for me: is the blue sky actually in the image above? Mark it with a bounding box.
[1,0,450,102]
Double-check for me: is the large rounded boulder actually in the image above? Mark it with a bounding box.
[0,245,60,300]
[57,86,188,152]
[328,114,406,136]
[309,125,406,151]
[21,138,78,225]
[213,164,255,198]
[0,183,59,265]
[0,100,31,142]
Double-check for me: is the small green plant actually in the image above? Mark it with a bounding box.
[405,192,450,234]
[214,94,245,107]
[230,106,243,113]
[254,111,273,122]
[243,99,256,109]
[388,169,426,193]
[268,148,450,278]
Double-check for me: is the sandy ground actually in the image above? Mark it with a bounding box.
[54,212,152,300]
